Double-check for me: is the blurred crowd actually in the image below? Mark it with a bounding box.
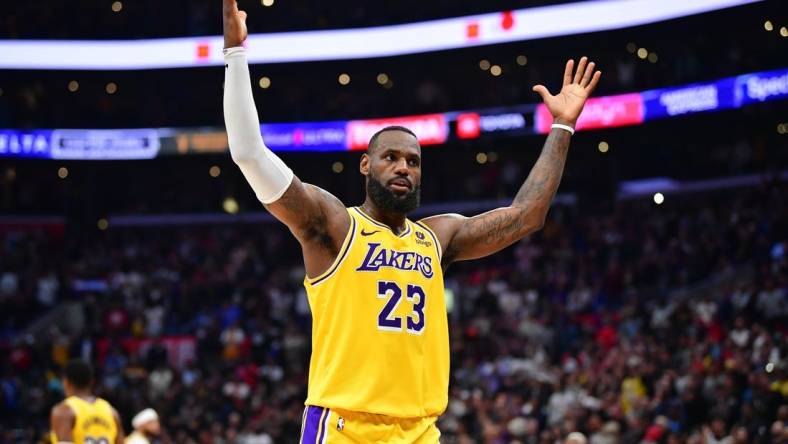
[1,181,785,444]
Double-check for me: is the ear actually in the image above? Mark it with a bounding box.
[360,153,370,176]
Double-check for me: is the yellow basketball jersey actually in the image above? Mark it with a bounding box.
[304,207,449,418]
[52,396,117,444]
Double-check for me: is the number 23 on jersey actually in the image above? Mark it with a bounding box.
[376,281,425,334]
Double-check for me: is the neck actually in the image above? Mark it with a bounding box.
[360,198,407,234]
[71,390,93,399]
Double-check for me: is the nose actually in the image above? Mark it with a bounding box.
[393,157,409,175]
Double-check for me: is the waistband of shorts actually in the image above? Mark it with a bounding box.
[315,406,438,425]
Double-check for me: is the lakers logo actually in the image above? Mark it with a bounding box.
[337,417,345,431]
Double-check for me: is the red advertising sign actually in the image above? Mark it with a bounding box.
[466,22,480,39]
[196,42,211,60]
[346,114,448,150]
[457,113,481,139]
[535,93,644,133]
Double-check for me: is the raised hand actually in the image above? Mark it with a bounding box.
[532,57,602,126]
[223,0,248,49]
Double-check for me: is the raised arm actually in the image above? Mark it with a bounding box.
[422,57,601,266]
[222,0,349,276]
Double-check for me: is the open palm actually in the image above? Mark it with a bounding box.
[533,57,602,126]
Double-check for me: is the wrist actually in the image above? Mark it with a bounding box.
[223,37,244,49]
[223,47,246,58]
[552,117,576,127]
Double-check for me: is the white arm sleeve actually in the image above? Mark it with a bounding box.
[223,47,294,204]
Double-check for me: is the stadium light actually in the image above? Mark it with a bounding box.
[223,197,239,214]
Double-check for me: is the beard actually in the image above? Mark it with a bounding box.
[367,173,421,214]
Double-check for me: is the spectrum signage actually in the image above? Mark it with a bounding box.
[736,70,788,106]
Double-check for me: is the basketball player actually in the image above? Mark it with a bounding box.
[125,408,160,444]
[50,360,125,444]
[222,0,601,441]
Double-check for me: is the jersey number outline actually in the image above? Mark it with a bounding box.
[377,281,425,334]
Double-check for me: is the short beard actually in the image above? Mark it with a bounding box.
[367,174,421,214]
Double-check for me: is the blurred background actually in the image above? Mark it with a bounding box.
[0,1,786,443]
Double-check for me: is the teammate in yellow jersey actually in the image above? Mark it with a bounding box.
[50,360,125,444]
[221,1,601,441]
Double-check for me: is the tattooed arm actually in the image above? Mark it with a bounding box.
[421,57,601,267]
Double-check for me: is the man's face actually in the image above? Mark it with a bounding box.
[361,130,422,214]
[143,419,161,435]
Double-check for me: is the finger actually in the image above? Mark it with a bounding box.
[586,71,602,94]
[573,56,588,84]
[238,10,247,20]
[580,61,595,87]
[223,0,238,14]
[563,60,574,87]
[532,85,552,101]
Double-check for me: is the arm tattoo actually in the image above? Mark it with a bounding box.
[470,208,527,246]
[470,129,570,247]
[443,129,571,264]
[513,128,571,210]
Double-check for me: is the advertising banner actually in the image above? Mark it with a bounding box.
[50,129,161,160]
[0,130,52,158]
[535,93,644,133]
[260,121,347,152]
[346,114,448,150]
[642,78,736,120]
[735,68,788,106]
